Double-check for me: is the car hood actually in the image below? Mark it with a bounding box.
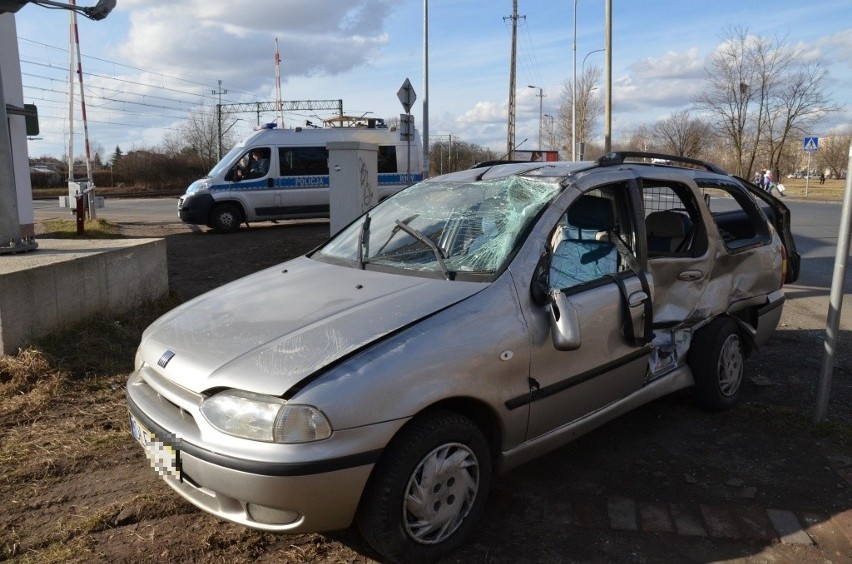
[139,256,487,396]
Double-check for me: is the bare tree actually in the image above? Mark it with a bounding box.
[694,28,761,176]
[557,65,603,159]
[620,124,655,153]
[765,62,843,179]
[651,110,711,158]
[164,107,239,173]
[428,138,493,175]
[695,27,843,178]
[818,128,852,178]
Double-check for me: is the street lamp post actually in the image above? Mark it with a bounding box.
[527,85,543,151]
[583,48,605,75]
[543,113,554,151]
[575,48,604,160]
[572,0,578,161]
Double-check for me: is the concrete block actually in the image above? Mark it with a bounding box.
[0,238,167,355]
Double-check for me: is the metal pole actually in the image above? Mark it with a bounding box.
[538,87,543,151]
[528,85,543,151]
[422,0,430,179]
[213,80,226,161]
[572,0,577,161]
[604,0,612,153]
[71,3,96,219]
[506,0,518,160]
[805,151,811,196]
[813,142,852,424]
[67,9,74,183]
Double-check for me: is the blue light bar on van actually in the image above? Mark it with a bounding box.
[263,123,277,129]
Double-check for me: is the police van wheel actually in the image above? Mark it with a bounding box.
[211,204,242,233]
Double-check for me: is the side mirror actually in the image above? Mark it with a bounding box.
[549,290,582,351]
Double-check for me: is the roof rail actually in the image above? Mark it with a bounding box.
[596,151,728,175]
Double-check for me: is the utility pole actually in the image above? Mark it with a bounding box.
[505,1,523,161]
[213,79,227,161]
[572,0,577,160]
[604,0,612,153]
[422,0,430,178]
[528,85,543,151]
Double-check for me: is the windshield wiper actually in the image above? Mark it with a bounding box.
[394,220,454,280]
[373,214,419,256]
[358,213,371,269]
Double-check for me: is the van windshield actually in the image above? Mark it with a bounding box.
[315,176,560,279]
[207,145,245,178]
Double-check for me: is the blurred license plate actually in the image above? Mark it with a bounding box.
[129,414,181,480]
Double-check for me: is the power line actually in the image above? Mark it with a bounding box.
[29,111,181,131]
[22,80,207,115]
[20,58,228,104]
[18,36,256,99]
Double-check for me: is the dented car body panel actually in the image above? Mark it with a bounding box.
[126,152,797,557]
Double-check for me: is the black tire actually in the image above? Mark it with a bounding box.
[210,203,242,233]
[357,410,491,564]
[688,317,745,410]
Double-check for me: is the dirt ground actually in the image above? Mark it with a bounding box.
[2,220,851,563]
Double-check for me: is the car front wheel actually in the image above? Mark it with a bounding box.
[210,203,242,233]
[688,317,745,410]
[357,410,491,564]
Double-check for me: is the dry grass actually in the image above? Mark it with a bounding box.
[0,295,181,483]
[37,218,121,239]
[773,177,846,200]
[0,294,185,561]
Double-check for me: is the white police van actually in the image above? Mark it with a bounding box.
[178,118,422,232]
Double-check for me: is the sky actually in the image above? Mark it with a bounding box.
[10,0,852,162]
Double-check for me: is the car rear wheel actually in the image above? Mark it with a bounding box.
[688,317,744,410]
[210,203,242,233]
[357,410,491,564]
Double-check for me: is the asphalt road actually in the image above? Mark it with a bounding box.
[33,196,182,225]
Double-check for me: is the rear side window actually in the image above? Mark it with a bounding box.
[279,146,329,176]
[695,179,771,251]
[640,182,707,257]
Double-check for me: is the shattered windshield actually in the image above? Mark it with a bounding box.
[316,176,561,279]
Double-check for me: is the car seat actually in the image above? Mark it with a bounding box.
[550,195,618,288]
[646,210,692,254]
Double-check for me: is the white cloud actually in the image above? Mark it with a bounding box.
[817,28,852,67]
[117,0,395,85]
[628,48,704,80]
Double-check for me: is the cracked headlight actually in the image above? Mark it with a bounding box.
[200,390,332,443]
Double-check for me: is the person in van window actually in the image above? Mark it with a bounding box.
[233,148,270,181]
[246,148,270,178]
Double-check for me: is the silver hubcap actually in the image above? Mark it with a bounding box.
[219,211,236,228]
[403,442,479,545]
[718,334,743,397]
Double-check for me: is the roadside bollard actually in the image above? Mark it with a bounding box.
[75,192,86,235]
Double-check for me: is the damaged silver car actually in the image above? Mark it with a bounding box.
[126,152,799,563]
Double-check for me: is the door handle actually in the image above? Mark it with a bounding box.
[267,178,274,188]
[677,270,703,281]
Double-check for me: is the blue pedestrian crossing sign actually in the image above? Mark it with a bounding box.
[803,136,819,152]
